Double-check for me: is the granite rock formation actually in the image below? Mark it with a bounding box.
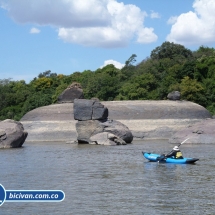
[74,99,133,145]
[102,100,212,140]
[58,82,84,103]
[0,119,28,148]
[20,100,212,142]
[169,118,215,144]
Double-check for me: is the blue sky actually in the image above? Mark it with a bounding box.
[1,0,215,82]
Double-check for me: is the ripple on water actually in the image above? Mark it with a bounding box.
[0,140,215,214]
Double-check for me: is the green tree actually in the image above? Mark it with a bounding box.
[0,79,11,110]
[193,46,215,58]
[22,92,52,114]
[180,76,205,104]
[31,77,53,91]
[120,54,137,81]
[38,70,57,78]
[117,73,158,100]
[194,52,215,81]
[150,41,193,60]
[84,72,120,101]
[95,64,119,76]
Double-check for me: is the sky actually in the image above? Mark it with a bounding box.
[1,0,215,83]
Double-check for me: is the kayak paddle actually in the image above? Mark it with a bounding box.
[157,154,166,162]
[178,137,190,147]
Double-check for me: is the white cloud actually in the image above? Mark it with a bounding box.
[150,11,160,19]
[100,60,124,69]
[167,0,215,46]
[1,0,110,28]
[136,27,158,44]
[59,1,157,48]
[58,26,128,48]
[167,16,178,25]
[30,27,40,34]
[1,0,158,48]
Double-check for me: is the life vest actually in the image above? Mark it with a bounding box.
[176,151,183,158]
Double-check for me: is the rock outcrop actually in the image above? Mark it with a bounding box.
[20,103,75,142]
[102,100,212,139]
[0,119,28,148]
[58,82,84,103]
[167,91,181,100]
[20,100,212,142]
[74,99,133,145]
[169,118,215,144]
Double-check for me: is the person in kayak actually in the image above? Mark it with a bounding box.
[165,146,184,159]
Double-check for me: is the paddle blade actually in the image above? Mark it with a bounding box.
[179,137,190,146]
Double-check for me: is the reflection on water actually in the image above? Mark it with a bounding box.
[0,140,215,214]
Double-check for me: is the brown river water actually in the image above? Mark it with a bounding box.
[0,140,214,215]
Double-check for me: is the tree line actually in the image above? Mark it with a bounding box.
[1,41,215,121]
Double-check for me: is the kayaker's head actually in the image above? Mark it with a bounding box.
[173,146,179,151]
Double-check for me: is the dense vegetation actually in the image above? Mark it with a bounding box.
[1,42,215,121]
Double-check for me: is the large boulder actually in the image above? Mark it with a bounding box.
[74,99,133,144]
[74,99,108,121]
[75,120,104,143]
[102,119,133,143]
[0,119,28,148]
[167,91,180,100]
[169,118,215,144]
[58,82,84,103]
[76,119,133,144]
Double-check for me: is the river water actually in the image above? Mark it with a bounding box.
[0,140,214,215]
